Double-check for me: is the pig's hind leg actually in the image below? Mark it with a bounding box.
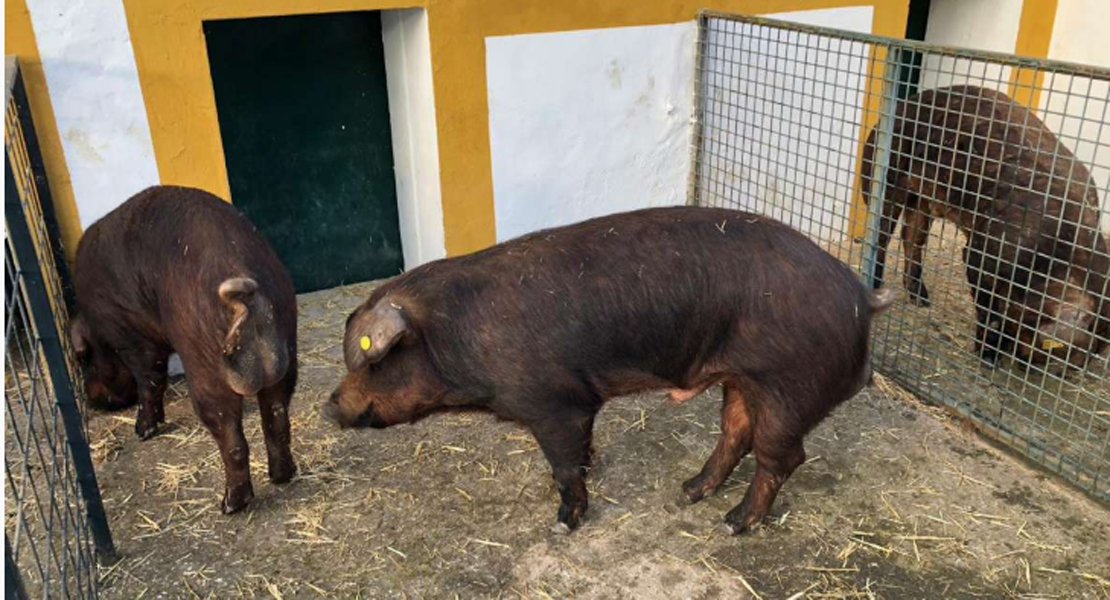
[528,405,597,533]
[194,390,253,514]
[257,364,297,485]
[723,400,807,535]
[683,382,753,503]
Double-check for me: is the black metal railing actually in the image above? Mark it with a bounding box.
[5,55,115,599]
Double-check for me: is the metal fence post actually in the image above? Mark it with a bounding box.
[861,45,903,289]
[686,12,710,207]
[4,158,117,564]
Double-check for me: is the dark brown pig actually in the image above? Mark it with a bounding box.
[861,85,1109,369]
[324,207,894,534]
[70,185,297,513]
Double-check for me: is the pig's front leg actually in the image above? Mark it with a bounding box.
[529,408,596,533]
[121,349,171,440]
[972,286,1005,364]
[964,240,1005,364]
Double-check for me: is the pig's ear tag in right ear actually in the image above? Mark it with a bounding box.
[360,336,372,351]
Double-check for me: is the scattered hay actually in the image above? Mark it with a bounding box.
[59,281,1109,600]
[285,500,337,545]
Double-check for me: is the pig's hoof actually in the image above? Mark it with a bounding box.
[723,518,760,536]
[681,478,713,505]
[907,283,930,307]
[269,461,296,485]
[550,521,572,536]
[723,509,763,535]
[135,421,159,441]
[978,347,999,366]
[555,504,584,532]
[222,486,254,515]
[722,522,748,535]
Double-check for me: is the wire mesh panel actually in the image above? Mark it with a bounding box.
[5,56,114,598]
[691,12,1110,504]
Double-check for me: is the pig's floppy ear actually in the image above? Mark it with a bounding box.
[345,301,409,371]
[69,316,91,359]
[218,277,258,354]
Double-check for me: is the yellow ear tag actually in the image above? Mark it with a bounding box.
[1041,338,1064,351]
[360,336,372,351]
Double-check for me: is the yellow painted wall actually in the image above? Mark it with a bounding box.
[121,0,910,258]
[1009,0,1059,109]
[5,0,83,261]
[428,0,910,255]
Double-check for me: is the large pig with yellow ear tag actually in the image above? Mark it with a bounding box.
[325,206,894,536]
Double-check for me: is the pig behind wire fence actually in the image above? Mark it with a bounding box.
[690,12,1110,504]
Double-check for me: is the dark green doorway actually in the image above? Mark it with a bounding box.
[204,11,403,293]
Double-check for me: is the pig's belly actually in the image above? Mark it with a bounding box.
[593,370,725,403]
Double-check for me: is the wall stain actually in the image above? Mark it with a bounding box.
[64,128,105,164]
[607,59,623,90]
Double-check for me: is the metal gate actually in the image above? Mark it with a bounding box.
[5,56,115,598]
[690,13,1110,504]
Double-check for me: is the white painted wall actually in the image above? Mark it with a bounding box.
[24,0,160,229]
[486,22,696,242]
[919,0,1022,92]
[486,7,876,243]
[697,6,875,241]
[382,8,447,269]
[1041,0,1110,231]
[1046,0,1110,67]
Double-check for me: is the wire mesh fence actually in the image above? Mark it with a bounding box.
[5,56,115,598]
[690,12,1110,504]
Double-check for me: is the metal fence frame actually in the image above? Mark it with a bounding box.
[690,11,1110,505]
[5,55,115,599]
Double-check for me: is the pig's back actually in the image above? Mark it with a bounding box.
[75,186,295,359]
[390,207,873,394]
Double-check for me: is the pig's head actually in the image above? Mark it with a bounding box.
[69,315,138,410]
[1009,271,1104,370]
[324,297,447,428]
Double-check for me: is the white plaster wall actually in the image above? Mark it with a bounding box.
[697,6,874,240]
[919,0,1022,93]
[486,22,696,242]
[1046,0,1110,68]
[486,8,877,243]
[24,0,160,229]
[382,8,447,269]
[1041,0,1110,232]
